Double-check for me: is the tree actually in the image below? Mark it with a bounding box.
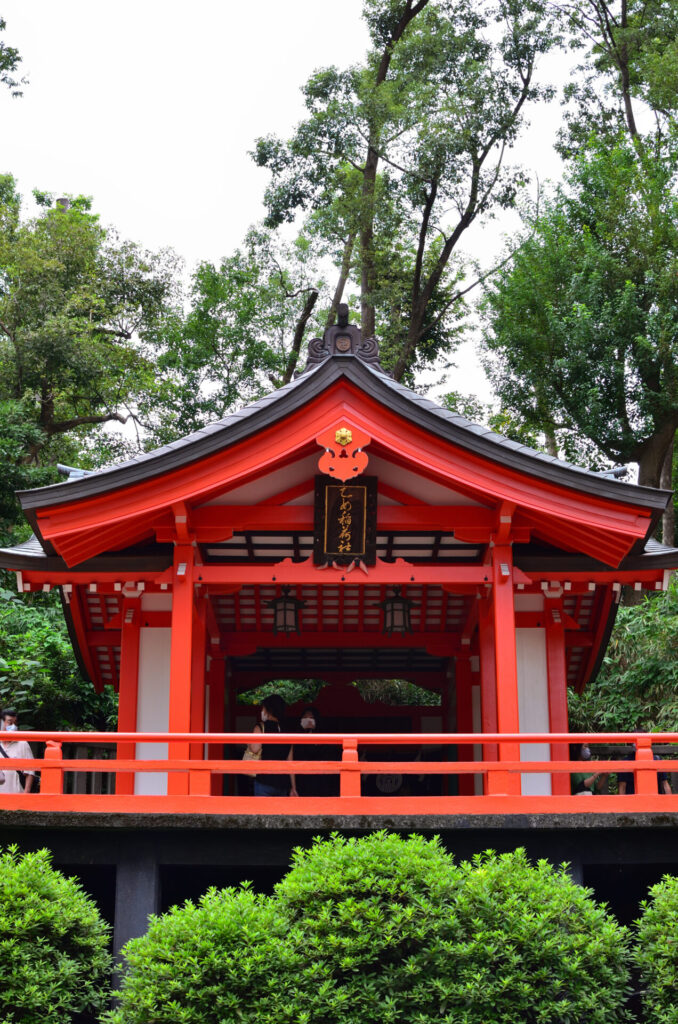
[148,227,325,442]
[0,177,181,491]
[253,0,559,381]
[482,134,678,491]
[0,845,112,1024]
[0,586,117,731]
[481,0,678,541]
[0,16,24,97]
[568,576,678,733]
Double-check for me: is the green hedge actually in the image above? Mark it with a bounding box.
[635,873,678,1023]
[103,886,300,1024]
[110,833,632,1024]
[0,845,112,1023]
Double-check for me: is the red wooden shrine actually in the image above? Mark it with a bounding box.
[1,310,676,813]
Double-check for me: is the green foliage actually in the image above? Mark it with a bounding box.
[635,873,678,1023]
[482,131,678,484]
[0,175,181,536]
[0,400,57,543]
[568,577,678,733]
[241,677,324,708]
[103,886,301,1024]
[355,677,440,705]
[556,0,678,158]
[241,677,440,708]
[150,227,326,441]
[0,587,117,730]
[435,848,632,1024]
[111,834,631,1024]
[442,390,549,452]
[0,17,24,97]
[275,837,632,1024]
[482,1,678,492]
[0,845,112,1024]
[254,0,559,380]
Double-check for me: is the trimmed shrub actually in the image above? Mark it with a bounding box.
[0,845,112,1023]
[276,835,632,1024]
[439,848,632,1024]
[274,831,462,1022]
[635,873,678,1023]
[109,834,633,1024]
[104,886,303,1024]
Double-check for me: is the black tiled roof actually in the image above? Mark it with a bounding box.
[16,355,671,516]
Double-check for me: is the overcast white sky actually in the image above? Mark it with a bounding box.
[0,1,571,403]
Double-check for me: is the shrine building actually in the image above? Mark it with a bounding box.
[0,307,677,950]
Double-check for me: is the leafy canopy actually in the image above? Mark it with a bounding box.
[254,0,559,381]
[568,576,678,733]
[0,175,181,480]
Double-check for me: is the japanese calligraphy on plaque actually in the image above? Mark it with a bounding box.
[314,475,377,566]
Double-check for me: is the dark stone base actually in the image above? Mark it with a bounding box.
[2,810,677,953]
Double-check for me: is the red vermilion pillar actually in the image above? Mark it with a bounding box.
[168,543,195,796]
[478,595,498,778]
[116,599,140,796]
[546,603,570,795]
[188,597,209,794]
[208,653,226,796]
[456,655,475,796]
[489,543,521,796]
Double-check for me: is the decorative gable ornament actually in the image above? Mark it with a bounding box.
[316,423,371,481]
[301,303,384,374]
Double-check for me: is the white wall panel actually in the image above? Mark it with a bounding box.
[135,627,171,795]
[516,628,551,795]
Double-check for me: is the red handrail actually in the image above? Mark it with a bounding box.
[1,731,676,815]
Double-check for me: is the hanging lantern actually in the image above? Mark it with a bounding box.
[380,586,416,635]
[267,586,305,634]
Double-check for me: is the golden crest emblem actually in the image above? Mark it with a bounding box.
[335,427,353,447]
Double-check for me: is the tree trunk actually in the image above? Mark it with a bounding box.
[359,147,379,339]
[326,234,355,329]
[359,1,431,340]
[636,423,677,490]
[660,433,675,547]
[282,289,319,384]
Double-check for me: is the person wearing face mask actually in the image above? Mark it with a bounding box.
[288,707,340,798]
[617,749,672,796]
[247,694,291,797]
[570,743,607,795]
[0,708,37,793]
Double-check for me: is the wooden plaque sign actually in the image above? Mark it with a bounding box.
[314,475,377,566]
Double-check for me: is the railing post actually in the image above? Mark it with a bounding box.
[41,740,63,795]
[634,737,657,796]
[189,766,211,796]
[340,738,361,797]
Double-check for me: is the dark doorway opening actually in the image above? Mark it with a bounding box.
[56,863,117,927]
[584,862,673,925]
[160,864,287,912]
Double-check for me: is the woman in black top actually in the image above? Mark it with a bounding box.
[289,707,340,798]
[248,694,291,796]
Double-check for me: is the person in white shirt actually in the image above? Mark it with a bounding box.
[0,708,36,793]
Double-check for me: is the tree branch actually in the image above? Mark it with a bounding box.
[282,288,319,385]
[326,234,356,328]
[46,412,130,435]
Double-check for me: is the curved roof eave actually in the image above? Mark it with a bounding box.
[16,356,672,519]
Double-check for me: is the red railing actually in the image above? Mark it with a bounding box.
[1,731,677,815]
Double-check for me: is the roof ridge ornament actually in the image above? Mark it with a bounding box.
[300,302,384,374]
